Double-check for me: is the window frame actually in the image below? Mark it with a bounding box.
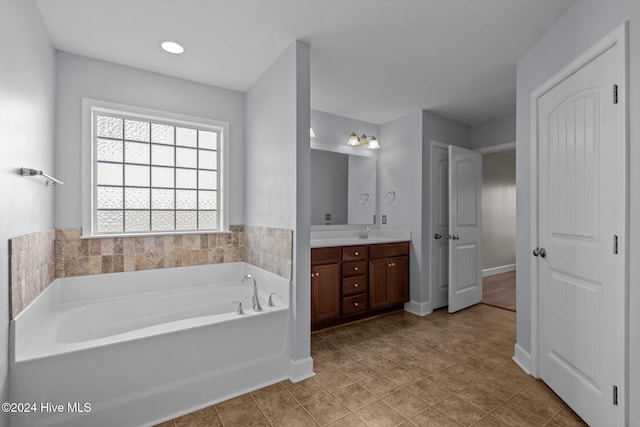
[82,98,230,237]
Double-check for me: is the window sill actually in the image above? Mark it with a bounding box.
[80,230,231,239]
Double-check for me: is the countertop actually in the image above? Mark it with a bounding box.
[310,229,411,248]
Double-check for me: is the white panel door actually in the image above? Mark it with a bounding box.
[537,43,623,426]
[448,145,482,313]
[430,145,449,309]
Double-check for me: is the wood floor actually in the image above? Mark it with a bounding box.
[482,270,516,311]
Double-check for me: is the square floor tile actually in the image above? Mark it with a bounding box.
[216,400,267,427]
[269,407,319,426]
[382,389,429,419]
[355,400,406,427]
[252,388,299,417]
[434,396,486,426]
[304,395,351,426]
[332,383,378,411]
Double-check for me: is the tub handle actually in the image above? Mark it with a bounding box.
[267,292,276,307]
[230,301,244,315]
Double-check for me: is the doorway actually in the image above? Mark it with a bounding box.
[477,144,517,311]
[429,142,483,313]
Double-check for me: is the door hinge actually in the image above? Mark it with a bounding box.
[613,235,618,254]
[613,385,618,406]
[613,84,618,104]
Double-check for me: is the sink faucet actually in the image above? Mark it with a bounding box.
[359,227,370,240]
[242,274,263,312]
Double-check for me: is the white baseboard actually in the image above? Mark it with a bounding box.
[513,343,532,375]
[404,300,432,316]
[482,264,516,277]
[289,357,315,383]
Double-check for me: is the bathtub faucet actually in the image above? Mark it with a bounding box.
[242,274,263,312]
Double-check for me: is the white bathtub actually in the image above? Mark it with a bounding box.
[10,262,293,427]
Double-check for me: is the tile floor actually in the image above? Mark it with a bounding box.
[156,305,587,426]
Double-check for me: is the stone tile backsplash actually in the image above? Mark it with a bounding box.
[245,226,293,280]
[9,229,56,319]
[54,226,246,277]
[9,225,292,318]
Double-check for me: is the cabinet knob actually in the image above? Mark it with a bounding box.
[316,272,319,277]
[392,262,396,267]
[354,302,359,307]
[388,263,392,268]
[311,273,314,278]
[354,266,359,271]
[354,251,359,256]
[354,283,359,287]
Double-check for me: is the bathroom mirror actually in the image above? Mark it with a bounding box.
[310,149,377,225]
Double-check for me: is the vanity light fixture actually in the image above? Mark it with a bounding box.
[347,132,380,149]
[161,41,185,54]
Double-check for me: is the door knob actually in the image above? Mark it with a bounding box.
[533,248,540,257]
[434,233,442,240]
[539,248,547,258]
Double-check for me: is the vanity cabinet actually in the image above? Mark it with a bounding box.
[370,243,410,309]
[311,241,409,331]
[311,263,340,322]
[311,247,341,324]
[370,256,409,309]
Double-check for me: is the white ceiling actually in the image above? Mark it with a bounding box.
[36,0,575,125]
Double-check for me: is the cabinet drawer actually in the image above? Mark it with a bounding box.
[343,294,368,315]
[369,242,410,259]
[342,245,368,261]
[343,276,367,296]
[311,247,341,265]
[343,261,367,277]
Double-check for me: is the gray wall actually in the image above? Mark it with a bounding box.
[470,113,516,149]
[310,150,348,225]
[482,153,516,270]
[54,51,246,228]
[0,0,56,424]
[379,112,424,306]
[245,41,311,367]
[515,0,639,422]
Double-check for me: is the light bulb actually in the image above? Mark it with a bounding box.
[161,41,185,54]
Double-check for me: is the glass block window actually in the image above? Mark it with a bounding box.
[88,103,225,236]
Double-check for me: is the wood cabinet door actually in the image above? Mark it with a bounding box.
[311,263,340,323]
[389,256,409,304]
[369,258,390,309]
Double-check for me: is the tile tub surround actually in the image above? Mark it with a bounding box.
[9,230,56,318]
[54,226,247,278]
[9,225,293,318]
[156,305,586,427]
[245,226,293,280]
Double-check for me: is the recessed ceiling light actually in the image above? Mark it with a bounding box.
[161,41,185,55]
